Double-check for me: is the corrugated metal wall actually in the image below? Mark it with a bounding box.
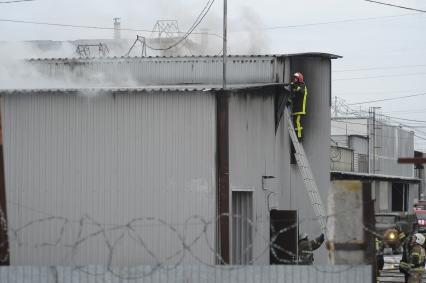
[231,191,253,265]
[277,56,332,264]
[349,136,369,173]
[228,93,275,264]
[0,265,372,283]
[30,56,278,86]
[332,118,414,177]
[373,121,414,177]
[348,136,368,155]
[1,91,217,265]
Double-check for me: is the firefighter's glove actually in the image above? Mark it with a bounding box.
[318,233,325,243]
[399,261,411,272]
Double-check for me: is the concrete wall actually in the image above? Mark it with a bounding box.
[328,180,364,264]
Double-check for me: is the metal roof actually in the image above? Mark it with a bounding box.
[0,83,284,95]
[26,52,342,62]
[331,170,420,183]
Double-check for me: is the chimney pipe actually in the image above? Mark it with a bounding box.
[113,18,121,40]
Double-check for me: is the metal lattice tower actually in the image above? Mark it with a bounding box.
[151,20,180,38]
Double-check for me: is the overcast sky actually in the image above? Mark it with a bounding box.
[1,0,426,150]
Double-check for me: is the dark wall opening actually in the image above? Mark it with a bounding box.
[270,210,298,264]
[392,183,408,212]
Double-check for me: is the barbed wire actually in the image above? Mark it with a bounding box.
[0,196,392,280]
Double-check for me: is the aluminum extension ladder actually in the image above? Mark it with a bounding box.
[285,107,327,234]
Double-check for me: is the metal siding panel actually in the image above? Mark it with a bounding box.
[373,121,414,177]
[31,57,277,86]
[348,135,368,155]
[1,92,216,265]
[289,57,331,264]
[232,191,254,265]
[229,93,275,265]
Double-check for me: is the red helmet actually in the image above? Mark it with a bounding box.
[293,72,304,83]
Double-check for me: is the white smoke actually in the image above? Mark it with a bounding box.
[0,42,73,89]
[231,6,270,54]
[0,41,140,89]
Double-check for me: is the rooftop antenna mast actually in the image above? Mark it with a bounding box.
[125,35,147,57]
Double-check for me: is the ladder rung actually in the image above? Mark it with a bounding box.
[285,108,327,234]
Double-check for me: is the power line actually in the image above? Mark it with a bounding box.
[245,12,422,31]
[415,134,426,141]
[384,108,426,114]
[0,0,33,3]
[364,0,426,13]
[335,89,424,96]
[381,116,426,136]
[347,93,426,105]
[145,0,216,51]
[334,63,426,72]
[380,115,426,123]
[333,96,426,142]
[333,72,426,81]
[332,119,426,140]
[0,11,422,36]
[0,18,222,38]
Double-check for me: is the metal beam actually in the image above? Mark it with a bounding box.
[398,157,426,164]
[0,98,9,265]
[362,182,375,283]
[217,92,229,264]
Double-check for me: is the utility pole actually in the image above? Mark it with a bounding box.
[372,108,376,174]
[371,107,381,174]
[334,96,338,117]
[223,0,227,89]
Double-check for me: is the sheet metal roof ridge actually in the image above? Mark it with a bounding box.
[26,52,341,62]
[331,170,420,183]
[0,83,283,94]
[0,87,211,94]
[332,117,369,120]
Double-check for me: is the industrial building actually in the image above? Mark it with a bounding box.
[0,53,339,266]
[331,117,420,213]
[329,117,420,265]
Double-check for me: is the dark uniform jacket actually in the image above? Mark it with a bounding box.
[290,82,308,115]
[298,235,324,265]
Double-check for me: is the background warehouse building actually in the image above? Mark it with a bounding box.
[0,53,339,266]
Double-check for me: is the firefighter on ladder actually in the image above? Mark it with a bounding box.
[288,72,308,141]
